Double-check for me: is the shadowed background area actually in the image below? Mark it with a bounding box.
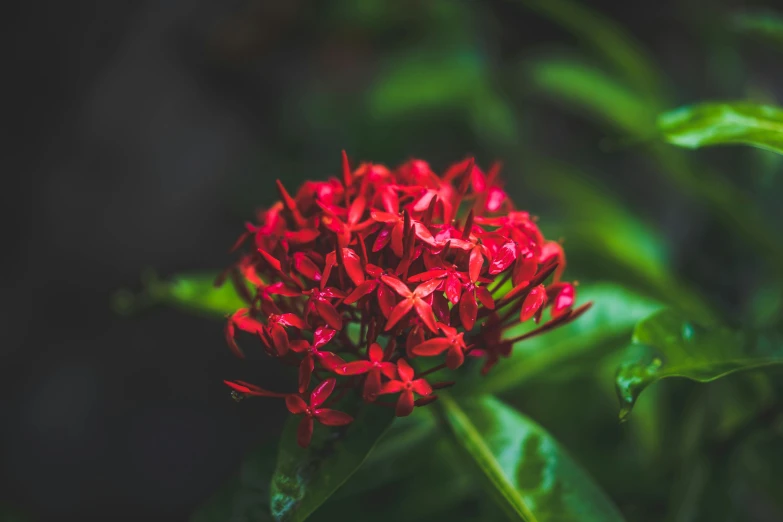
[4,1,783,521]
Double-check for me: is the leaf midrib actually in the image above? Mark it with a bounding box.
[440,394,538,522]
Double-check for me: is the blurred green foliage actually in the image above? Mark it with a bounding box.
[118,0,783,521]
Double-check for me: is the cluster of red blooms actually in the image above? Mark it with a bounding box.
[222,153,589,447]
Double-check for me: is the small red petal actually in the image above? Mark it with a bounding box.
[224,319,244,359]
[412,378,433,396]
[370,210,399,223]
[312,325,337,349]
[459,290,478,331]
[379,362,397,379]
[269,323,290,356]
[445,274,462,304]
[540,241,566,282]
[311,377,336,408]
[521,284,547,322]
[396,359,415,382]
[289,340,310,353]
[412,338,451,356]
[413,278,442,298]
[299,356,314,393]
[445,346,465,369]
[551,283,575,318]
[348,195,367,225]
[286,395,308,414]
[408,269,447,283]
[344,280,377,304]
[279,313,306,330]
[285,229,320,244]
[373,226,392,252]
[368,343,384,362]
[258,248,282,272]
[314,300,343,330]
[396,390,415,417]
[469,247,483,282]
[335,360,373,375]
[314,409,353,426]
[342,248,365,286]
[380,380,404,394]
[476,285,495,309]
[385,299,414,331]
[381,275,412,297]
[297,416,314,448]
[363,370,382,400]
[377,283,397,318]
[390,222,404,257]
[293,253,322,281]
[414,300,439,333]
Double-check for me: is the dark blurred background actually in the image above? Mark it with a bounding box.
[5,1,783,521]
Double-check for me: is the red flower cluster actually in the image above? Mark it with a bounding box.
[222,153,589,447]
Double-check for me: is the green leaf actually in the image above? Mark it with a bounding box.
[658,102,783,156]
[369,51,486,118]
[523,158,714,321]
[270,403,395,522]
[616,309,783,420]
[113,272,249,319]
[479,283,662,395]
[516,0,664,103]
[732,10,783,49]
[438,394,626,522]
[191,442,277,522]
[526,55,656,135]
[330,410,437,500]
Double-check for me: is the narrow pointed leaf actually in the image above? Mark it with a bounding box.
[616,309,783,420]
[658,102,783,156]
[270,403,395,522]
[516,0,664,102]
[438,394,625,522]
[526,55,656,135]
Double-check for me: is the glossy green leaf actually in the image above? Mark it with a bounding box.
[113,272,249,319]
[516,0,664,102]
[479,283,662,395]
[616,309,783,420]
[526,56,656,134]
[658,102,783,156]
[439,394,626,522]
[732,10,783,48]
[270,403,395,522]
[330,409,437,500]
[316,436,478,522]
[191,443,277,522]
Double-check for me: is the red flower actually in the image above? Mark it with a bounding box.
[259,312,307,356]
[286,378,353,448]
[334,343,396,400]
[412,323,469,369]
[303,287,346,330]
[290,326,344,393]
[381,275,441,333]
[379,359,433,417]
[221,152,587,444]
